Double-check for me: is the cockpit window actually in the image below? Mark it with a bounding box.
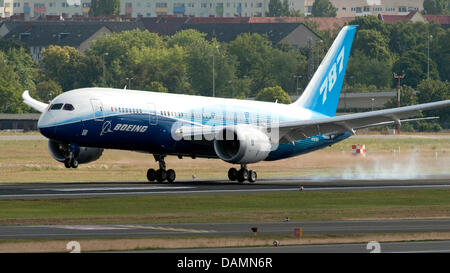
[63,104,75,111]
[49,103,63,110]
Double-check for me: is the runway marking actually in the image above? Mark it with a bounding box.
[48,224,212,233]
[303,184,450,191]
[53,225,130,231]
[31,186,194,192]
[2,184,450,199]
[117,225,213,233]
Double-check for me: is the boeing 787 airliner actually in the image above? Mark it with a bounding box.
[22,25,450,183]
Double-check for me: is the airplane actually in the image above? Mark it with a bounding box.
[22,25,450,183]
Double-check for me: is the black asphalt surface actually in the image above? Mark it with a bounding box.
[1,219,449,240]
[1,176,450,199]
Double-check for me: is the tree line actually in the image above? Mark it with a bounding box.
[0,16,448,129]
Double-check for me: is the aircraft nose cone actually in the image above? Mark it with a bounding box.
[38,112,57,138]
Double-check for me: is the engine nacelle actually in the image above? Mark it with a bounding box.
[48,140,103,164]
[213,126,272,164]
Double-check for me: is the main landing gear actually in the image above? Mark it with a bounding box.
[147,155,176,183]
[228,164,257,183]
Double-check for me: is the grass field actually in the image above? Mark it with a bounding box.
[0,133,449,182]
[0,189,449,225]
[0,133,449,251]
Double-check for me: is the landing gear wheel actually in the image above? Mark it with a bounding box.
[228,168,238,181]
[156,169,167,183]
[64,158,71,169]
[237,168,249,183]
[70,158,79,169]
[166,169,176,183]
[248,170,257,183]
[147,168,156,182]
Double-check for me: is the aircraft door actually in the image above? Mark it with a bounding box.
[90,99,104,121]
[147,103,157,125]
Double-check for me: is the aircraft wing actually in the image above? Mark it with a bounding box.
[277,100,450,143]
[22,90,48,113]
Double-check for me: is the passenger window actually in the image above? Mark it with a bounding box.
[50,103,63,110]
[63,104,74,111]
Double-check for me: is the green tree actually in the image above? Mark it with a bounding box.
[423,0,449,14]
[430,29,450,81]
[346,51,392,89]
[148,81,168,93]
[0,38,28,52]
[256,86,292,104]
[393,50,439,88]
[348,16,390,37]
[384,85,417,108]
[41,46,102,91]
[4,47,38,93]
[353,29,391,60]
[311,0,337,17]
[34,80,62,103]
[0,52,26,113]
[417,79,450,128]
[267,0,283,16]
[87,29,164,88]
[89,0,120,16]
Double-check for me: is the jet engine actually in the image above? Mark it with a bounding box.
[48,139,103,164]
[213,126,272,164]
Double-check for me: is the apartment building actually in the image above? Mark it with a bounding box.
[6,0,91,19]
[304,0,424,17]
[1,1,425,20]
[0,0,13,18]
[0,1,308,19]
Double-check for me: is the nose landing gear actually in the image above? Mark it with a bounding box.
[147,155,176,183]
[63,145,79,169]
[228,164,257,183]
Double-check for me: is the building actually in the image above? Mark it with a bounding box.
[0,1,429,19]
[376,10,450,29]
[304,0,424,17]
[139,16,321,49]
[1,21,143,62]
[0,113,40,131]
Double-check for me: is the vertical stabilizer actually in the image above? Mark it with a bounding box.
[292,25,357,117]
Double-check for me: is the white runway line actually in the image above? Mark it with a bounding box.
[30,186,194,192]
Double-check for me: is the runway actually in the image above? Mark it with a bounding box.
[1,176,450,199]
[131,240,450,253]
[1,219,449,240]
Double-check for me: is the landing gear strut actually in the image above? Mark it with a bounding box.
[63,145,79,169]
[147,155,176,183]
[228,164,257,183]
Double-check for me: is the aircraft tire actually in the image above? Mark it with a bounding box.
[70,158,78,169]
[156,169,167,183]
[228,168,238,181]
[147,168,156,182]
[237,168,249,183]
[248,170,257,183]
[166,169,176,183]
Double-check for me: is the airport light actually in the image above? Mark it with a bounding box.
[102,52,109,85]
[293,75,302,96]
[126,77,134,90]
[427,34,432,80]
[212,45,219,97]
[393,72,406,134]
